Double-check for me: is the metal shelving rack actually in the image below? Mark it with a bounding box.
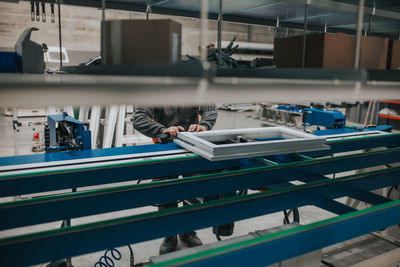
[1,0,399,106]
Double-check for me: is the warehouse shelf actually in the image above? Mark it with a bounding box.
[379,114,400,120]
[2,0,399,107]
[26,0,400,38]
[381,100,400,105]
[0,72,399,107]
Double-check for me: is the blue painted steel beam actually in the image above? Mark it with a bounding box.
[314,199,357,215]
[351,190,392,205]
[288,174,392,206]
[156,201,400,267]
[0,157,239,197]
[0,168,399,267]
[304,133,400,157]
[0,142,183,167]
[1,134,399,197]
[1,143,400,199]
[1,151,399,230]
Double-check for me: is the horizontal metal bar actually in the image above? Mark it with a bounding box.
[1,133,399,197]
[1,167,399,266]
[304,133,400,157]
[253,157,279,165]
[0,156,238,197]
[351,190,392,206]
[287,0,400,20]
[153,200,400,267]
[0,147,399,230]
[314,199,357,215]
[1,74,400,106]
[1,148,399,230]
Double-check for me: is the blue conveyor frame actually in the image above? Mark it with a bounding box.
[0,133,399,266]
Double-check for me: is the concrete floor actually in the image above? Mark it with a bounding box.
[0,109,396,267]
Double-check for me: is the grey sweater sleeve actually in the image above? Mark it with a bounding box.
[133,107,166,138]
[198,105,218,130]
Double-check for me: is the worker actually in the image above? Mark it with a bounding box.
[133,105,218,255]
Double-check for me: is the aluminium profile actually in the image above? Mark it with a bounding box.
[174,127,329,161]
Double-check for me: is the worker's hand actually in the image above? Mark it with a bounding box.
[189,124,207,132]
[163,126,185,137]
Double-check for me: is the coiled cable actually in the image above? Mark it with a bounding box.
[94,245,135,267]
[94,248,121,267]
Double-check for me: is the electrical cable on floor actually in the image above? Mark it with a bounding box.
[321,259,336,267]
[283,210,290,225]
[128,245,134,267]
[94,248,121,267]
[216,234,222,241]
[94,245,136,267]
[283,208,300,224]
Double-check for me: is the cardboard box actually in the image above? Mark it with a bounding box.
[103,19,181,65]
[387,40,400,70]
[274,33,388,69]
[307,33,355,68]
[360,35,388,70]
[273,35,304,68]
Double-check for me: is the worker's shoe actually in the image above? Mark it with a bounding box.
[159,236,178,255]
[179,232,202,247]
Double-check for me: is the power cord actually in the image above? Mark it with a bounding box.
[283,209,300,224]
[94,248,121,267]
[94,245,136,267]
[128,245,134,267]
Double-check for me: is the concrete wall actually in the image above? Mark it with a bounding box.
[0,1,275,65]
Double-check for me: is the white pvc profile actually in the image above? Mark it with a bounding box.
[174,127,330,161]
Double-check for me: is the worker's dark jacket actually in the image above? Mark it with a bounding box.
[133,106,218,138]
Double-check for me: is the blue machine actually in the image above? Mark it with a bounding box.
[276,105,301,112]
[302,108,392,136]
[45,112,91,152]
[303,108,346,129]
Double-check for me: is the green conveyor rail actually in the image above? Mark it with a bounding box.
[2,133,399,180]
[0,154,199,179]
[1,165,399,245]
[1,147,399,209]
[152,199,400,266]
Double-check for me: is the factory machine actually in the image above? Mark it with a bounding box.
[0,125,399,266]
[262,105,392,135]
[45,112,91,152]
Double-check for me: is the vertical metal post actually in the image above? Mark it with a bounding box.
[57,0,62,68]
[101,0,106,64]
[218,0,223,68]
[64,186,76,267]
[146,5,150,20]
[367,3,375,36]
[200,0,209,65]
[197,0,209,102]
[301,3,309,68]
[248,25,253,42]
[354,0,365,70]
[366,16,371,36]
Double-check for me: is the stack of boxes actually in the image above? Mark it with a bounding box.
[274,32,399,70]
